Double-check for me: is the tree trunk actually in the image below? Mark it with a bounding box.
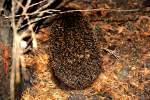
[0,0,12,99]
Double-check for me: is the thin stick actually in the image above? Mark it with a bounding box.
[4,7,143,19]
[17,7,140,30]
[103,48,120,60]
[28,0,47,8]
[10,0,17,99]
[33,0,55,13]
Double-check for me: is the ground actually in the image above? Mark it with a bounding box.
[0,0,150,100]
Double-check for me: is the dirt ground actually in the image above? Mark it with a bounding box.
[0,0,150,100]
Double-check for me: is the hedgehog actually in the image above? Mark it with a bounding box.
[49,8,101,89]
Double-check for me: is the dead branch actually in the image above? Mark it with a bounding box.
[34,0,55,13]
[28,0,47,9]
[9,0,57,99]
[3,8,143,19]
[17,7,142,30]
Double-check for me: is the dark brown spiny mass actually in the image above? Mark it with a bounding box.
[49,9,101,89]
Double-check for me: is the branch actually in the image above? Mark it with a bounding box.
[28,0,47,9]
[34,0,55,13]
[10,0,17,99]
[4,7,145,20]
[17,8,142,30]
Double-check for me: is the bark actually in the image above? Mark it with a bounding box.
[0,0,12,99]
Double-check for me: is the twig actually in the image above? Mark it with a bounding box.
[28,0,47,9]
[17,8,141,30]
[2,9,60,19]
[103,48,120,60]
[34,0,55,13]
[57,8,140,13]
[17,13,57,30]
[14,0,24,9]
[3,7,145,19]
[55,0,74,9]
